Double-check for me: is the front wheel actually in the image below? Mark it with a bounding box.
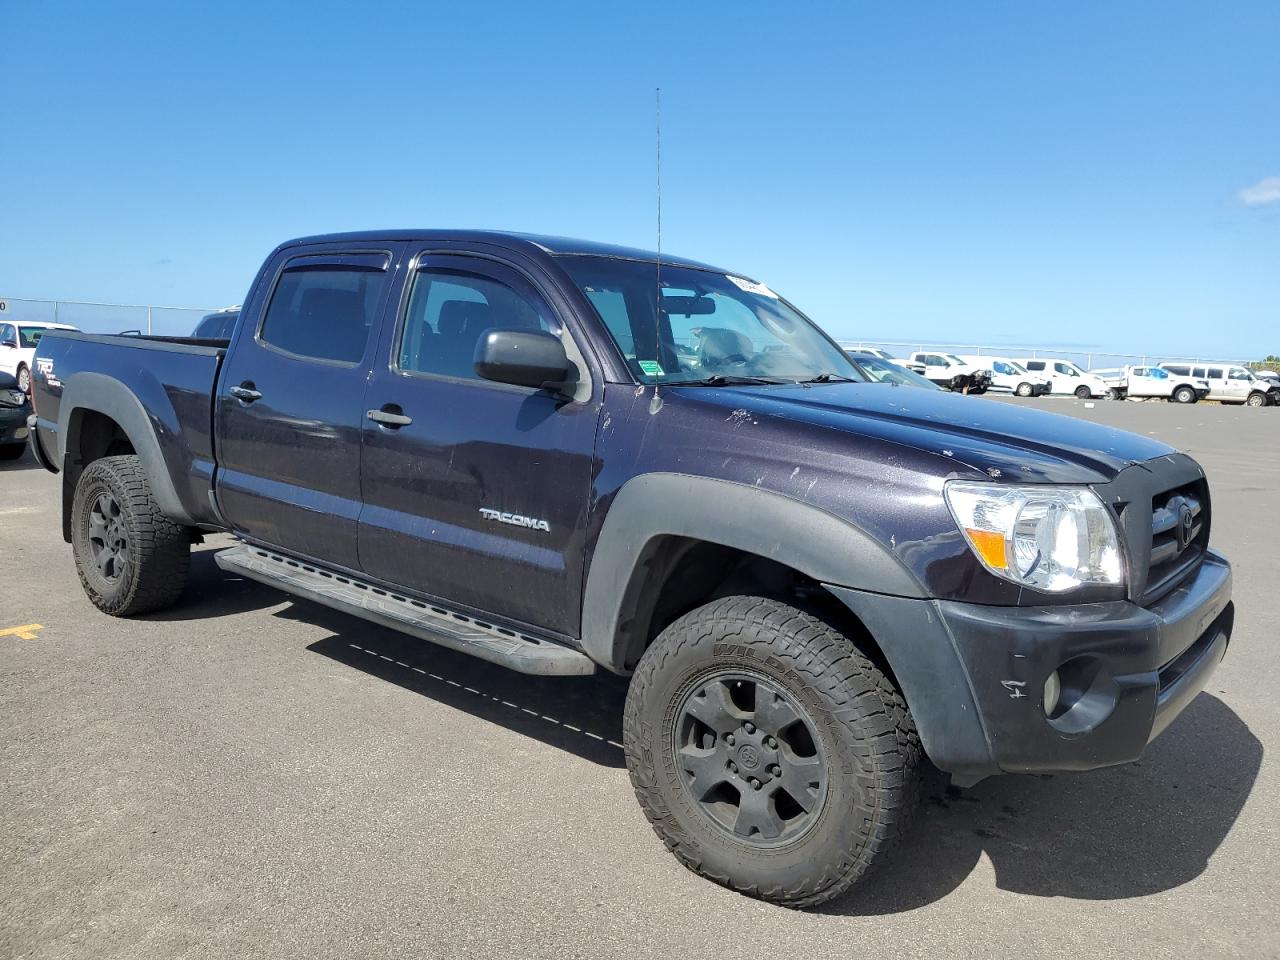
[1173,386,1196,404]
[1074,384,1092,399]
[1246,392,1266,408]
[0,443,26,462]
[1015,382,1034,397]
[16,364,31,394]
[624,596,921,908]
[71,455,191,615]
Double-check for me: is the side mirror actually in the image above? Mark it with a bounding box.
[474,328,570,390]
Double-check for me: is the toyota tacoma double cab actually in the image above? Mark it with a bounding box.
[27,230,1234,907]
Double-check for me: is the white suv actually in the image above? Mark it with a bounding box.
[1015,358,1109,399]
[0,320,79,392]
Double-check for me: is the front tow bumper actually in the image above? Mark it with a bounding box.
[826,550,1232,781]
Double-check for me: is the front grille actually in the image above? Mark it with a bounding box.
[1144,480,1208,603]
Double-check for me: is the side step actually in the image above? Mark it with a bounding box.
[214,545,596,676]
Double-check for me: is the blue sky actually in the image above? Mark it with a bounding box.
[2,1,1277,357]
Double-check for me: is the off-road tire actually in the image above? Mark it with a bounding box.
[1015,382,1034,397]
[624,596,922,908]
[1074,384,1091,399]
[0,444,26,461]
[1173,386,1197,404]
[71,455,190,615]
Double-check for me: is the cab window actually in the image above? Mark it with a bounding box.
[1054,362,1075,376]
[399,269,556,381]
[260,261,387,364]
[1206,367,1224,379]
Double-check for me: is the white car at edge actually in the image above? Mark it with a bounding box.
[1012,357,1111,399]
[0,320,80,392]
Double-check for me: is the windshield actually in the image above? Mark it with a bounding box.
[945,354,966,364]
[557,256,861,385]
[17,326,52,348]
[851,354,941,389]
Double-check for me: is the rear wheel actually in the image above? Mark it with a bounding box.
[624,596,921,908]
[1074,384,1091,399]
[1246,392,1266,408]
[1173,385,1196,404]
[71,455,191,615]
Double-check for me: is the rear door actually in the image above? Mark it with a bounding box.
[356,251,600,637]
[215,243,404,569]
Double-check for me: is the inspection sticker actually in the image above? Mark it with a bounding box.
[725,275,779,298]
[638,360,665,376]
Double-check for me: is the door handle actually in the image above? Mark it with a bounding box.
[230,384,262,403]
[367,407,412,427]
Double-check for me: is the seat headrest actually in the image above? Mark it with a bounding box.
[438,299,492,336]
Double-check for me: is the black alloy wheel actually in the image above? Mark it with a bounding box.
[673,670,827,845]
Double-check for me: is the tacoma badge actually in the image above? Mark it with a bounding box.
[479,507,551,533]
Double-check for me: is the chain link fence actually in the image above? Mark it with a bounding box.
[0,297,223,337]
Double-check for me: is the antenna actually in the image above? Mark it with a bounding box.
[651,87,664,414]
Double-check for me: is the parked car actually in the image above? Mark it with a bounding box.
[1013,358,1109,399]
[956,356,1049,397]
[844,351,941,390]
[29,229,1234,908]
[838,344,925,373]
[907,351,993,393]
[1158,362,1277,407]
[0,320,79,393]
[0,370,32,460]
[1093,365,1209,403]
[192,307,241,340]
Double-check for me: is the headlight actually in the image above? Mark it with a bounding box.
[943,481,1123,592]
[0,389,27,408]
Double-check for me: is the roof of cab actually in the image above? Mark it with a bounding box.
[279,229,735,274]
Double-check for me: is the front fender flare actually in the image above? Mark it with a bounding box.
[580,473,925,672]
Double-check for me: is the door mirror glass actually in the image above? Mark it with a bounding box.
[474,328,570,389]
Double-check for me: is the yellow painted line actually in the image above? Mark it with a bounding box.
[0,623,44,640]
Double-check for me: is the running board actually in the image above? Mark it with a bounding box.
[214,545,596,676]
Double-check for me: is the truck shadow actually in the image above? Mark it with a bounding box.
[826,693,1261,914]
[141,545,287,622]
[291,601,629,769]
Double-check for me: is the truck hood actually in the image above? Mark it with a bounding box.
[676,382,1174,484]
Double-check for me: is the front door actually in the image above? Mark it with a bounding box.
[215,244,402,569]
[357,252,600,638]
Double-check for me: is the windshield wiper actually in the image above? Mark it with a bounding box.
[797,373,857,385]
[672,374,790,387]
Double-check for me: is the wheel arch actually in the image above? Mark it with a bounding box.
[57,372,193,542]
[580,473,925,673]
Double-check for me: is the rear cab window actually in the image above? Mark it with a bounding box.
[259,253,390,364]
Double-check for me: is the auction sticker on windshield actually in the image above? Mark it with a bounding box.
[725,275,779,298]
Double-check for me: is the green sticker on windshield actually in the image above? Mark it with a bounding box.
[638,360,665,377]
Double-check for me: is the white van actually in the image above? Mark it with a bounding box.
[1158,362,1277,407]
[1013,358,1109,399]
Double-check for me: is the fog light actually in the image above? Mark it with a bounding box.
[1043,670,1061,717]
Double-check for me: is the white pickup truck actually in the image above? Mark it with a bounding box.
[1093,365,1210,403]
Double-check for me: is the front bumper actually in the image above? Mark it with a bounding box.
[827,550,1232,780]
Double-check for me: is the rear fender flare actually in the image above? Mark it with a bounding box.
[580,473,925,672]
[57,372,193,526]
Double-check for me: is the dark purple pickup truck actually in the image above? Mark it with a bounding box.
[28,230,1233,907]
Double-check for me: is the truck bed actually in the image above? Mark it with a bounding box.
[30,331,228,529]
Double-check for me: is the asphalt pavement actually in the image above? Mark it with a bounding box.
[2,396,1277,959]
